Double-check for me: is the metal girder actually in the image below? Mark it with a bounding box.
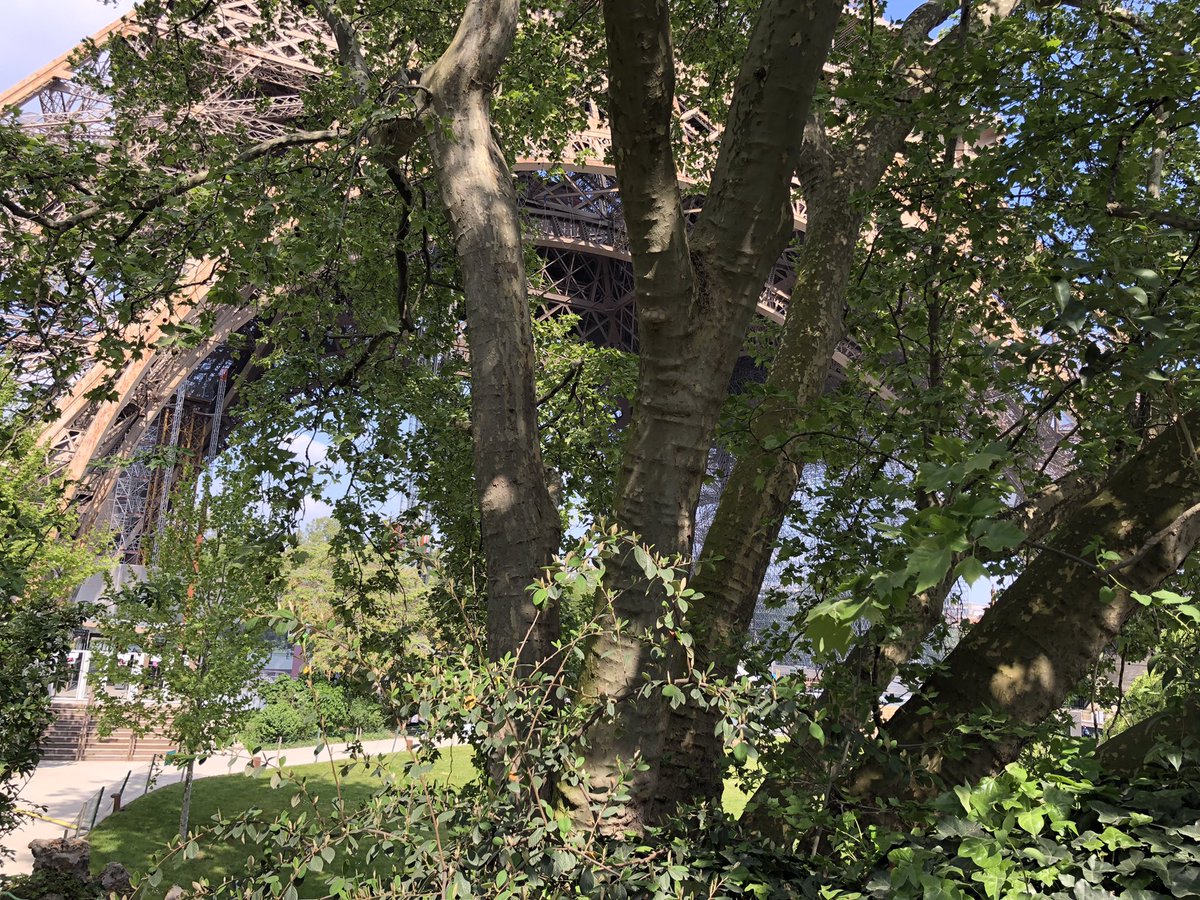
[1,1,1075,559]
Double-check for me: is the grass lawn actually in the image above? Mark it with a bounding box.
[89,746,477,897]
[90,748,752,896]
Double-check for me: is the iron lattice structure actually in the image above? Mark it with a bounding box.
[1,3,1061,562]
[0,1,841,560]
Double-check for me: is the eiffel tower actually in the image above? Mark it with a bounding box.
[2,2,849,565]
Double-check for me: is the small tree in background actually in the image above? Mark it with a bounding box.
[94,470,285,840]
[282,516,430,708]
[0,366,106,856]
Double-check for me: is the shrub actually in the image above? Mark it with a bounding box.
[243,698,313,746]
[865,759,1200,899]
[243,678,388,745]
[347,696,386,733]
[0,867,99,900]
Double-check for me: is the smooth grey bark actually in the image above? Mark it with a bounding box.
[849,409,1200,801]
[654,0,1030,811]
[563,0,843,832]
[420,0,563,668]
[299,0,562,669]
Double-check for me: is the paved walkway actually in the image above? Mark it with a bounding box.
[1,735,413,876]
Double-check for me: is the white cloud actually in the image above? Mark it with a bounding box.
[283,431,330,464]
[298,495,334,528]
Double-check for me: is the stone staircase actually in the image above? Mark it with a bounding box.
[41,706,174,762]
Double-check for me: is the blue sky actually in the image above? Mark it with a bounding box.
[0,1,135,93]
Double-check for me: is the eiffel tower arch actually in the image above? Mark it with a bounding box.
[2,2,861,562]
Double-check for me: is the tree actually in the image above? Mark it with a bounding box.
[283,516,430,700]
[3,0,1200,846]
[0,365,104,855]
[93,471,285,840]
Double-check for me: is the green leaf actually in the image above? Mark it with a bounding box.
[633,545,656,579]
[973,519,1026,553]
[808,721,825,745]
[1017,808,1044,835]
[955,555,988,587]
[906,543,954,593]
[1053,278,1072,312]
[662,683,684,708]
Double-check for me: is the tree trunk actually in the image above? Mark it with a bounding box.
[563,0,842,832]
[849,410,1200,801]
[422,0,562,669]
[178,756,195,841]
[652,0,1034,811]
[654,194,862,810]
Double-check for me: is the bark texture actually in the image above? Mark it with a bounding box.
[850,410,1200,800]
[563,0,842,831]
[654,0,1030,811]
[422,0,562,667]
[655,188,863,809]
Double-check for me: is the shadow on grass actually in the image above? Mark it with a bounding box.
[91,745,752,897]
[88,746,477,899]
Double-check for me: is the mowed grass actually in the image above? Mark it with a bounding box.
[90,747,753,896]
[89,746,477,897]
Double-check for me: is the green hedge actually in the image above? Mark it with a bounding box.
[242,678,388,747]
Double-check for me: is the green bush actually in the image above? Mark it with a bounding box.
[243,678,388,746]
[0,867,99,900]
[863,759,1200,899]
[243,698,312,746]
[347,696,386,733]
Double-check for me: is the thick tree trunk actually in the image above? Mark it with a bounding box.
[422,0,562,668]
[653,0,1033,811]
[563,0,842,832]
[849,410,1200,801]
[654,195,862,810]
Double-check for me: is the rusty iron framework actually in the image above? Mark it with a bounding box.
[1,2,1069,561]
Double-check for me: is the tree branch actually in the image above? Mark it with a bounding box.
[1106,201,1200,233]
[598,0,694,319]
[849,408,1200,800]
[3,128,342,233]
[691,0,843,313]
[294,0,375,100]
[426,0,518,91]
